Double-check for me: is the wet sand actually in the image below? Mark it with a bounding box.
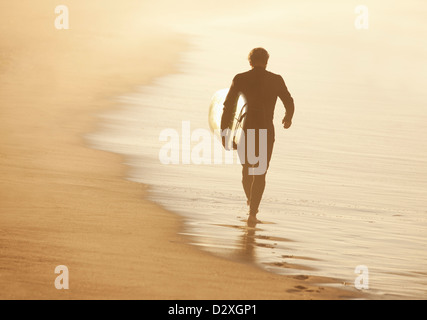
[88,9,427,299]
[0,1,366,299]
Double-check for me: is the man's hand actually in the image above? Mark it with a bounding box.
[282,118,292,129]
[221,129,232,150]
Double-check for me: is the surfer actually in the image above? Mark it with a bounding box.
[221,47,295,226]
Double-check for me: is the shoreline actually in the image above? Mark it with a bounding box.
[0,1,366,299]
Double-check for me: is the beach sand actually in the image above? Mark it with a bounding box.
[0,1,364,299]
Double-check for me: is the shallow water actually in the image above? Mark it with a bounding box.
[88,3,427,299]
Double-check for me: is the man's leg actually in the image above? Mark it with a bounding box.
[245,129,275,216]
[248,173,267,215]
[241,164,252,205]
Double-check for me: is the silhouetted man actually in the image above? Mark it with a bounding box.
[221,48,294,225]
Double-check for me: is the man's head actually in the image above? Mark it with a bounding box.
[248,47,269,69]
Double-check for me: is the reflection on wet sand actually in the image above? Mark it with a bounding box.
[216,220,318,274]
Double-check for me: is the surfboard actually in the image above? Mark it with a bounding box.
[208,88,246,150]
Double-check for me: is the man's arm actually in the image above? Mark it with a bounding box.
[277,75,294,128]
[221,76,239,131]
